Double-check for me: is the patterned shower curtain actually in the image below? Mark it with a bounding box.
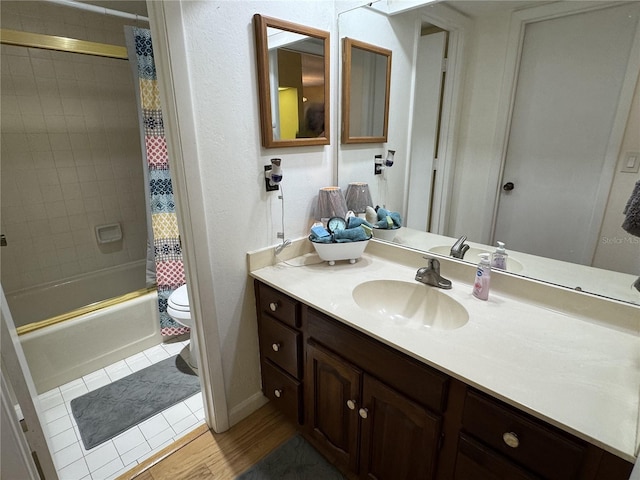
[126,27,188,336]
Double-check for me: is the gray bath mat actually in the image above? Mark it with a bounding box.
[237,434,345,479]
[71,354,200,450]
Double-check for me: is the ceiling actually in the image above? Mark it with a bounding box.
[79,0,148,17]
[447,1,548,17]
[77,1,550,23]
[79,1,549,21]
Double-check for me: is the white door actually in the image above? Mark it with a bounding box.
[1,286,58,479]
[406,31,447,232]
[493,4,640,264]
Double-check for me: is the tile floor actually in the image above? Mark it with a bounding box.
[37,340,206,480]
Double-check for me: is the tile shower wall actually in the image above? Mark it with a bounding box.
[0,2,149,293]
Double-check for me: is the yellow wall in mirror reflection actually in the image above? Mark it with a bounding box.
[278,87,299,139]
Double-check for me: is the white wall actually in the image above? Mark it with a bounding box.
[158,1,336,415]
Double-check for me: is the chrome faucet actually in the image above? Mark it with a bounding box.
[450,235,470,259]
[415,257,452,289]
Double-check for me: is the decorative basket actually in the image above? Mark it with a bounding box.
[372,227,400,242]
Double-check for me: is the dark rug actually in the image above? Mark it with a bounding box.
[237,434,345,479]
[71,354,200,450]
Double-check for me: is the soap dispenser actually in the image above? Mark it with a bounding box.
[491,241,508,270]
[473,253,491,300]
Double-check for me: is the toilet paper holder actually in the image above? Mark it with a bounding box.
[95,223,123,244]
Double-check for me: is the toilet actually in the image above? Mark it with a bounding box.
[167,284,198,369]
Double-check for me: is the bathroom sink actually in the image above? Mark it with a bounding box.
[352,280,469,331]
[428,246,524,273]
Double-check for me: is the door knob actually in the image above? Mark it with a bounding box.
[346,399,357,410]
[503,182,515,191]
[358,408,368,419]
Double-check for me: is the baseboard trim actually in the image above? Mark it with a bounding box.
[228,390,269,427]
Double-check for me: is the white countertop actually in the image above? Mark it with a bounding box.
[249,241,640,462]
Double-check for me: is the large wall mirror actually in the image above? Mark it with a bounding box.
[337,1,640,306]
[342,37,392,143]
[253,14,330,148]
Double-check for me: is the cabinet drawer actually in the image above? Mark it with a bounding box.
[462,390,586,480]
[259,314,301,378]
[256,282,300,328]
[454,433,540,480]
[262,359,302,425]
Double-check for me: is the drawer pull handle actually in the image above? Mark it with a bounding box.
[503,432,519,448]
[269,302,279,312]
[346,399,357,410]
[271,343,281,352]
[358,408,368,419]
[274,389,283,398]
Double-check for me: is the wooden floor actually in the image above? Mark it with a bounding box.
[116,403,297,480]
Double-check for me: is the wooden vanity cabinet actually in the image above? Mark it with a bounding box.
[254,281,303,424]
[453,389,634,480]
[305,341,361,472]
[359,371,442,479]
[305,307,445,479]
[459,389,586,479]
[252,281,634,480]
[454,433,540,479]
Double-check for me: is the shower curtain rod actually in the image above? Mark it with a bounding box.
[46,0,149,23]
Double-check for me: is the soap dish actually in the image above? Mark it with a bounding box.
[310,239,369,266]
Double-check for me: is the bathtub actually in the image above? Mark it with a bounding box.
[7,261,163,394]
[19,290,162,394]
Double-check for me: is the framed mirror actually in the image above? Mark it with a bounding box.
[342,37,392,144]
[253,14,330,148]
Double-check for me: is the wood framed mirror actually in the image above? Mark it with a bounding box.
[253,14,330,148]
[342,37,392,144]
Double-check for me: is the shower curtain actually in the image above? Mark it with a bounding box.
[125,27,188,336]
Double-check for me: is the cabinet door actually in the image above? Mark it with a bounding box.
[305,341,362,472]
[359,375,442,480]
